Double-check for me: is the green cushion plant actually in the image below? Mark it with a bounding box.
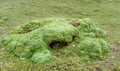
[2,18,111,63]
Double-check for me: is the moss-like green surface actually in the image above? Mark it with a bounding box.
[0,0,120,70]
[2,18,110,63]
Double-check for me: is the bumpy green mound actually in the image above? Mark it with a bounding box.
[2,18,111,63]
[73,37,110,60]
[31,49,51,63]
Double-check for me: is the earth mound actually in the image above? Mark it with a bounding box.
[2,18,111,63]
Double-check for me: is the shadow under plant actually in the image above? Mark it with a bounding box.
[2,18,111,63]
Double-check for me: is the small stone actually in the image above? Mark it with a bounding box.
[0,62,3,64]
[2,48,5,51]
[72,44,75,47]
[53,67,56,70]
[112,56,114,58]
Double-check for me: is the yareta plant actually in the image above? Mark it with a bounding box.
[2,18,111,63]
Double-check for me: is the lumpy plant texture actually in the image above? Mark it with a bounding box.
[2,18,111,63]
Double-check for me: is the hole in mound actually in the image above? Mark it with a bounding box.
[49,41,69,49]
[49,36,77,49]
[72,36,77,41]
